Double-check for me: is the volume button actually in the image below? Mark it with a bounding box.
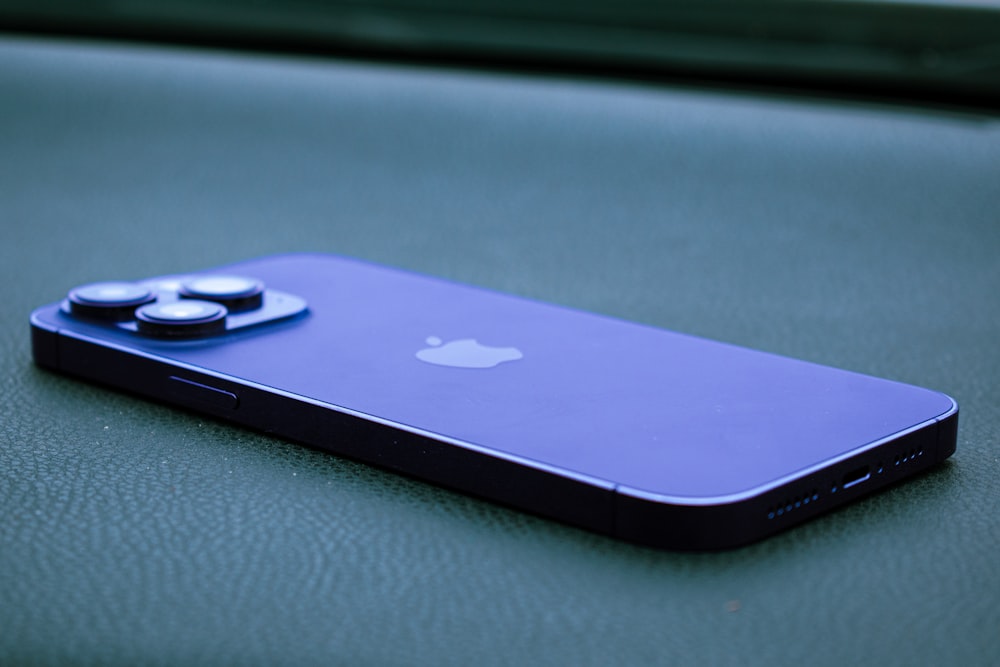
[167,375,239,410]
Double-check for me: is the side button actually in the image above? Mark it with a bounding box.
[167,375,239,410]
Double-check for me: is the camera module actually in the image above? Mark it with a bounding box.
[179,275,264,313]
[135,300,228,338]
[68,282,156,321]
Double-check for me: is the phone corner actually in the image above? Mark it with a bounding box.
[29,310,60,370]
[935,391,959,419]
[934,397,959,462]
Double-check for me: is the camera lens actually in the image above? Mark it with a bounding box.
[179,275,264,313]
[135,300,227,338]
[68,282,156,321]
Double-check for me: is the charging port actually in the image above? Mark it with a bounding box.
[842,465,871,490]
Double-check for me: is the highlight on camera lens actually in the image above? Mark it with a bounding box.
[67,282,156,321]
[178,275,265,312]
[135,300,228,338]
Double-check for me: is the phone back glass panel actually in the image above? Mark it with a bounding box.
[32,254,954,502]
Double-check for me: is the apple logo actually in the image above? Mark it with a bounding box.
[416,336,523,369]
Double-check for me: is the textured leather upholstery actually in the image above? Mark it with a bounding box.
[2,35,997,666]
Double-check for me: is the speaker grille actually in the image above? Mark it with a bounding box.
[894,447,924,468]
[766,489,819,521]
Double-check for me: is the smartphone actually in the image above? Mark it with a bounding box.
[30,253,958,550]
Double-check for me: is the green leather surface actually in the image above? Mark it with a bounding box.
[2,35,998,666]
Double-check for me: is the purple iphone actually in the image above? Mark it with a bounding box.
[30,254,958,549]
